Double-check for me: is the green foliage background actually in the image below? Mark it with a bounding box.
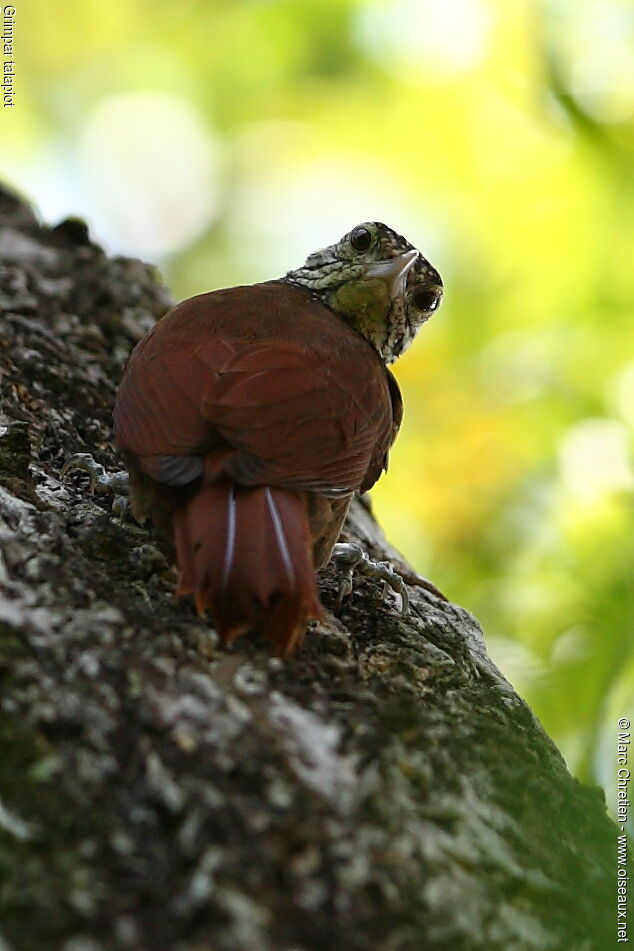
[2,0,633,815]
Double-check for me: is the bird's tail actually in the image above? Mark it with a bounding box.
[173,478,322,656]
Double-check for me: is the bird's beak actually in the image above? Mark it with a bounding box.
[364,249,419,301]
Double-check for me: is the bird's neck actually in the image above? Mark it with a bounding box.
[325,278,393,363]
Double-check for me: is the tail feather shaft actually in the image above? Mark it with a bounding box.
[173,479,321,655]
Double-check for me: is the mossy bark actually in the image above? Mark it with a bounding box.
[0,184,616,951]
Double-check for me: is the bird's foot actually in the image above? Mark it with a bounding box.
[331,542,410,615]
[61,452,129,521]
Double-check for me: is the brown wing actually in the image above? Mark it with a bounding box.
[114,282,398,497]
[360,368,403,492]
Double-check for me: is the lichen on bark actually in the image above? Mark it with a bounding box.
[0,183,617,951]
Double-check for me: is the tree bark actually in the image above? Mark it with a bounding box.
[0,183,616,951]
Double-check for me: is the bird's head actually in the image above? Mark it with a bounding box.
[285,221,443,364]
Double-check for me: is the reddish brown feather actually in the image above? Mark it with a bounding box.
[173,479,321,656]
[114,280,401,654]
[115,283,396,496]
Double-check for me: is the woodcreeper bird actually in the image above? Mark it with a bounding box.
[113,222,443,655]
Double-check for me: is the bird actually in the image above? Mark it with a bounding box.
[113,221,443,657]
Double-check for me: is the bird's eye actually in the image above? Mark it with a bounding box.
[412,287,440,312]
[350,226,372,252]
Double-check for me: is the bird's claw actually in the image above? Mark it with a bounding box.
[61,453,129,495]
[111,494,129,523]
[331,542,409,615]
[61,452,129,521]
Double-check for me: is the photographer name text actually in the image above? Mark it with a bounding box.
[618,718,630,943]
